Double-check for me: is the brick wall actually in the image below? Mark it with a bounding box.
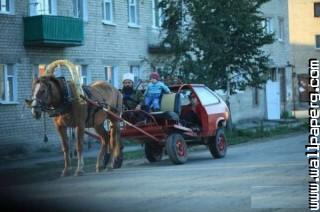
[0,0,155,145]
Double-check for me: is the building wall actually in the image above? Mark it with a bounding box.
[0,0,155,145]
[226,88,266,124]
[288,0,320,110]
[229,0,292,123]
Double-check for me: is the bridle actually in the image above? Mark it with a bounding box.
[31,77,72,117]
[31,80,55,112]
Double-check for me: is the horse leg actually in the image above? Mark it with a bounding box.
[74,126,85,176]
[56,126,72,177]
[94,124,109,172]
[106,120,121,171]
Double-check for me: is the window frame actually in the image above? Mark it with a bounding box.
[105,66,119,88]
[128,0,139,26]
[29,0,57,16]
[278,17,284,42]
[78,65,90,85]
[0,0,14,15]
[0,64,18,104]
[102,0,114,24]
[130,65,141,86]
[73,0,88,21]
[152,0,163,28]
[314,2,320,17]
[262,17,273,35]
[316,35,320,49]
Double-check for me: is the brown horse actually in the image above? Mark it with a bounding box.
[27,75,122,176]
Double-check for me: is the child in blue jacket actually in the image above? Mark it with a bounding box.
[144,72,170,111]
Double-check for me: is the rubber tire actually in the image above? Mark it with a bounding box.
[165,133,188,164]
[145,142,163,163]
[103,150,123,169]
[208,128,227,159]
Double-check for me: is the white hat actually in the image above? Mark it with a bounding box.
[122,73,134,82]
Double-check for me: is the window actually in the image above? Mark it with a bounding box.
[128,0,138,25]
[262,17,273,34]
[314,2,320,17]
[29,0,57,16]
[193,87,220,106]
[0,64,17,103]
[269,68,277,81]
[278,18,284,41]
[79,65,90,85]
[316,35,320,49]
[102,0,113,23]
[73,0,87,21]
[105,66,119,88]
[152,0,163,28]
[0,0,14,14]
[130,65,141,86]
[37,64,46,76]
[252,88,259,106]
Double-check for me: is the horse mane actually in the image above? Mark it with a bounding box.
[39,75,61,86]
[38,75,68,101]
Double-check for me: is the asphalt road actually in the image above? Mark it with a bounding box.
[1,133,309,212]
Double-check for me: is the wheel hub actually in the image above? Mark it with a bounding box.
[217,135,225,152]
[176,140,186,157]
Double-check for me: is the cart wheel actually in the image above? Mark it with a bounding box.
[103,150,123,169]
[165,133,188,164]
[208,128,227,158]
[145,143,163,163]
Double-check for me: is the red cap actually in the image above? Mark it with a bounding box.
[150,72,160,80]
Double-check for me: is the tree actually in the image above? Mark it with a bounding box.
[159,0,274,93]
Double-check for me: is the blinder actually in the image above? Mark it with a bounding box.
[30,77,74,117]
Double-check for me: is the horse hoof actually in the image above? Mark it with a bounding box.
[61,171,68,177]
[74,169,85,176]
[61,168,72,177]
[96,167,104,173]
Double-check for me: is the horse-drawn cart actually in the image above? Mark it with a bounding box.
[27,59,230,175]
[83,83,230,165]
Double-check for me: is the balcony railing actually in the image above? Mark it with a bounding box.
[23,15,84,47]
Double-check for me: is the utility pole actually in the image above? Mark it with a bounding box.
[226,66,233,131]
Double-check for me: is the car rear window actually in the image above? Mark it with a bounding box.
[193,87,220,105]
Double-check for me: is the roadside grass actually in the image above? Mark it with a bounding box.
[227,120,308,145]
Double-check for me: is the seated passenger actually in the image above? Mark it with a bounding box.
[144,71,170,112]
[121,73,145,124]
[182,92,201,130]
[121,73,144,110]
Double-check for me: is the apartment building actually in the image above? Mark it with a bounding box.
[288,0,320,117]
[226,0,293,123]
[0,0,312,146]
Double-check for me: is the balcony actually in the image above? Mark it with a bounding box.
[147,27,172,54]
[23,15,84,47]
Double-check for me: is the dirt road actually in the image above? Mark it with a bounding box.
[1,133,309,211]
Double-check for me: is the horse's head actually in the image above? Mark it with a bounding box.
[26,76,61,120]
